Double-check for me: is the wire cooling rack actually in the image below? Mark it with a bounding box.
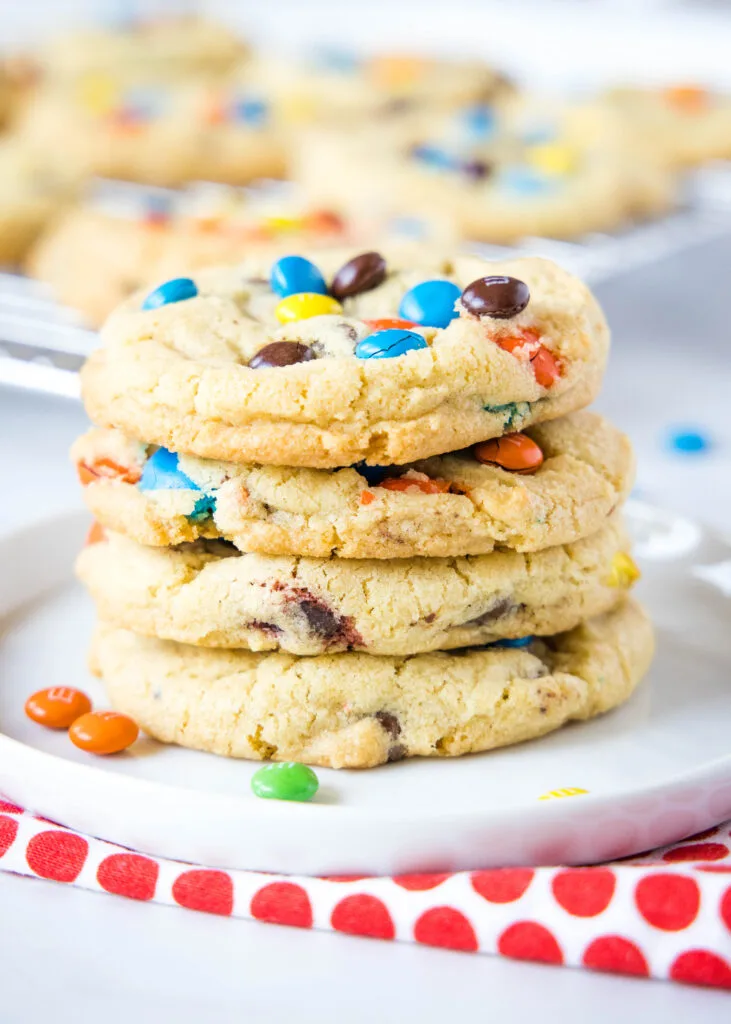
[3,165,731,400]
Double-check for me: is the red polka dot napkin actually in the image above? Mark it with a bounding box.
[1,798,729,989]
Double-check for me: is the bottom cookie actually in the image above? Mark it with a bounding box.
[90,599,653,769]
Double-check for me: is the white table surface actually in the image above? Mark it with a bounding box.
[1,233,730,1020]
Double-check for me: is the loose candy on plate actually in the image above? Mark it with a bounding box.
[141,277,198,310]
[474,432,544,473]
[69,711,139,755]
[398,280,462,328]
[355,328,428,360]
[275,293,342,324]
[251,762,319,802]
[330,251,387,300]
[270,255,328,299]
[667,427,711,455]
[25,687,92,729]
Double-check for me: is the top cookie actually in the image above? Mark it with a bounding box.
[81,250,609,468]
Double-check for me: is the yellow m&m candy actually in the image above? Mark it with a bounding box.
[275,293,342,324]
[608,552,641,588]
[78,73,118,115]
[527,143,577,176]
[264,214,305,234]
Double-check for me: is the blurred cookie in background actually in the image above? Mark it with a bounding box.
[294,96,677,244]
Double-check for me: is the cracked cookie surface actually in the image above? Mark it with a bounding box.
[90,599,654,768]
[77,515,634,655]
[80,250,609,467]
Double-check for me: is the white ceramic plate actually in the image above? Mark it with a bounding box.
[0,502,730,877]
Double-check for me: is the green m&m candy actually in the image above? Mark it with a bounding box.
[251,762,319,802]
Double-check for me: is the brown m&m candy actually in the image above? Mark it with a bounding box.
[461,276,530,319]
[474,433,544,473]
[330,252,387,301]
[249,341,315,369]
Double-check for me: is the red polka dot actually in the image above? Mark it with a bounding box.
[393,873,450,891]
[0,815,18,857]
[635,874,700,931]
[582,936,650,977]
[698,865,731,873]
[331,894,395,939]
[172,870,233,916]
[414,907,478,952]
[26,830,88,882]
[0,800,23,814]
[471,868,534,903]
[250,882,312,929]
[720,886,731,932]
[97,853,158,901]
[498,922,564,965]
[670,950,731,989]
[552,868,616,917]
[663,843,729,863]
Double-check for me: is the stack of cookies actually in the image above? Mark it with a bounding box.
[73,248,654,769]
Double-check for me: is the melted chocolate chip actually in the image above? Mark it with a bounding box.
[374,711,401,738]
[299,599,342,639]
[463,159,493,181]
[249,341,315,369]
[387,743,407,763]
[251,620,283,636]
[461,276,530,319]
[280,585,364,649]
[330,251,387,301]
[465,597,520,627]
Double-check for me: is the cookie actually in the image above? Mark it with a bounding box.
[72,412,634,559]
[90,599,653,768]
[0,140,78,265]
[608,85,731,168]
[295,98,676,242]
[77,515,634,655]
[40,17,247,84]
[81,250,609,468]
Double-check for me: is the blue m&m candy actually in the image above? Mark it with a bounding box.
[141,277,198,310]
[355,328,428,360]
[398,280,461,329]
[461,104,496,140]
[492,636,535,649]
[231,97,268,126]
[410,144,455,170]
[270,255,328,299]
[139,448,215,519]
[499,166,554,196]
[354,462,390,486]
[667,427,712,455]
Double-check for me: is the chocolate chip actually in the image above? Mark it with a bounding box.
[374,711,401,738]
[463,159,493,181]
[461,276,530,319]
[330,251,387,301]
[249,341,315,369]
[466,597,520,627]
[251,620,283,636]
[299,599,341,639]
[387,743,407,763]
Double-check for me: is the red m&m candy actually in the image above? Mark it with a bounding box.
[69,711,139,755]
[25,687,92,729]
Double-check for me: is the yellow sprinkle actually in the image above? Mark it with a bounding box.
[527,143,577,176]
[264,215,305,234]
[275,293,343,324]
[608,552,641,588]
[538,787,589,801]
[77,73,118,115]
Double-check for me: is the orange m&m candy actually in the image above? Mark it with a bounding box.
[474,433,544,474]
[25,687,92,729]
[77,457,141,486]
[85,521,107,547]
[663,85,708,112]
[530,346,562,388]
[69,711,139,755]
[380,475,451,495]
[363,317,419,331]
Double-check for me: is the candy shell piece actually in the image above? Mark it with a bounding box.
[25,687,92,729]
[474,433,544,473]
[362,317,418,331]
[355,328,428,360]
[77,457,141,486]
[251,762,319,802]
[608,552,640,589]
[141,277,198,310]
[398,280,462,329]
[275,293,342,324]
[85,521,107,547]
[69,711,139,755]
[270,256,328,299]
[492,636,534,649]
[354,462,390,486]
[530,346,562,388]
[139,447,199,493]
[380,475,451,495]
